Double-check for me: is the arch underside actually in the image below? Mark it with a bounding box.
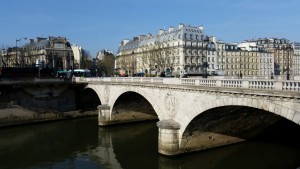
[111,91,158,124]
[80,88,101,111]
[179,105,298,154]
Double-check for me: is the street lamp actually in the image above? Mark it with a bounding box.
[15,37,27,67]
[202,55,208,78]
[286,44,291,80]
[282,43,292,80]
[202,38,209,78]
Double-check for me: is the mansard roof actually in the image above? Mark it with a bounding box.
[23,36,71,50]
[118,23,206,53]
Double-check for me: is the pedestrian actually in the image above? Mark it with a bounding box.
[271,73,274,79]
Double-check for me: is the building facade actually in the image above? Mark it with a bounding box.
[71,44,82,69]
[117,24,209,77]
[96,49,114,61]
[237,41,274,78]
[1,36,74,70]
[255,38,292,79]
[116,23,276,78]
[292,42,300,76]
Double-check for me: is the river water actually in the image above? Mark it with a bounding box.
[0,117,300,169]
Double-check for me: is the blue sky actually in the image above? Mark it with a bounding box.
[1,0,299,57]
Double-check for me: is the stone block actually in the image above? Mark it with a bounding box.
[280,106,288,117]
[242,98,248,106]
[286,109,295,121]
[237,97,243,106]
[293,112,300,124]
[268,103,275,113]
[274,104,282,115]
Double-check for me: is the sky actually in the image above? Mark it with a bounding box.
[1,0,300,57]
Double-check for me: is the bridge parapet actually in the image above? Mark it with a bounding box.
[75,77,300,92]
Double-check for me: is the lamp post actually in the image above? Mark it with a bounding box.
[170,64,173,77]
[286,44,291,80]
[202,56,208,78]
[15,39,21,67]
[15,37,27,67]
[282,43,292,80]
[202,38,209,78]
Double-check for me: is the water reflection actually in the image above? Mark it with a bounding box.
[95,122,159,169]
[0,118,300,169]
[159,141,300,169]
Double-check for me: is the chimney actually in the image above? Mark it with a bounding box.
[158,29,165,35]
[199,26,204,32]
[139,35,146,40]
[36,37,47,42]
[133,37,139,41]
[168,27,175,32]
[178,23,184,29]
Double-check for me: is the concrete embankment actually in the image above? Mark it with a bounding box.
[0,103,97,127]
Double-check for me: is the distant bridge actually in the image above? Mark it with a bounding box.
[75,77,300,156]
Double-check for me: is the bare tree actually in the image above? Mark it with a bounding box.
[80,49,93,69]
[141,40,171,76]
[22,45,36,67]
[98,52,115,77]
[0,45,9,67]
[116,53,137,76]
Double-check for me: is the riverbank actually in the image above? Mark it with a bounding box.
[0,102,98,127]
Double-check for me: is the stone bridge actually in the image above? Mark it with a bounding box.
[74,77,300,156]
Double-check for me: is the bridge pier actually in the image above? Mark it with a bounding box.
[157,120,181,156]
[98,104,111,126]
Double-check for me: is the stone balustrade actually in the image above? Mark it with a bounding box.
[74,77,300,92]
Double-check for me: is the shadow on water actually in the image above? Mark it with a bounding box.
[1,118,300,169]
[160,141,300,169]
[0,117,99,169]
[160,118,300,169]
[100,120,300,169]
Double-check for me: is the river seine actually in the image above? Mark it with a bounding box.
[0,117,300,169]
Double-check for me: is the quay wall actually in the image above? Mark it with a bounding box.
[0,103,97,127]
[0,83,98,127]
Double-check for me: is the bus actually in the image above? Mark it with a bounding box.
[72,69,91,77]
[56,69,91,78]
[56,70,69,78]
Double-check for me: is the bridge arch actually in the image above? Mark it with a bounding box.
[179,96,298,136]
[109,91,158,123]
[178,96,300,154]
[79,87,101,111]
[108,88,164,120]
[83,86,104,105]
